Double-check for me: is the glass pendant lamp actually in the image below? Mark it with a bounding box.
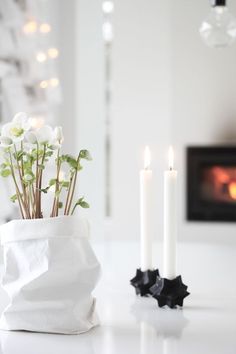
[199,0,236,48]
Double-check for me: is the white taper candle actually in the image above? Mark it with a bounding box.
[163,146,177,279]
[140,146,153,271]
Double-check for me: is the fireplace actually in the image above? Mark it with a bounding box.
[187,146,236,222]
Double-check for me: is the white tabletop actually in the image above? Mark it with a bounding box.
[0,240,236,354]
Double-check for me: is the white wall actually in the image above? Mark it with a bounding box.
[57,0,77,154]
[52,0,105,237]
[171,0,236,243]
[64,0,236,242]
[111,0,172,241]
[75,0,105,238]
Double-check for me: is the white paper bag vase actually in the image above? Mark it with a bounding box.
[0,216,101,334]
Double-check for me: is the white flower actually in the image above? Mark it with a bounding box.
[49,142,61,150]
[25,131,38,144]
[1,112,31,143]
[0,136,13,147]
[25,125,56,146]
[35,125,53,145]
[54,126,64,143]
[13,112,31,131]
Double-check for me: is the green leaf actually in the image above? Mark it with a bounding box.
[10,194,18,203]
[0,163,7,169]
[61,181,69,188]
[49,179,56,186]
[79,150,92,161]
[39,187,49,194]
[45,150,54,157]
[3,147,11,153]
[79,200,90,208]
[58,202,63,209]
[14,150,25,161]
[1,169,11,177]
[71,197,90,215]
[68,157,78,169]
[60,154,79,170]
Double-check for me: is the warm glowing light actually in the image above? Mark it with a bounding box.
[212,167,229,184]
[168,146,174,170]
[102,1,114,13]
[144,146,151,170]
[36,51,47,63]
[23,20,37,34]
[229,182,236,200]
[29,117,45,129]
[48,47,59,59]
[39,80,48,89]
[50,78,59,87]
[39,23,51,34]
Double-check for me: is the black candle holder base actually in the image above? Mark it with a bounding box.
[130,268,160,296]
[150,275,190,308]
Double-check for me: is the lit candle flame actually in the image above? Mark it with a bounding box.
[168,145,174,170]
[144,146,151,169]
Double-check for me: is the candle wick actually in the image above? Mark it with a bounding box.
[169,167,173,171]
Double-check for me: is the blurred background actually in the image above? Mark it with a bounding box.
[1,0,236,243]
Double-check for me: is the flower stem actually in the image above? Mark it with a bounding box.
[37,144,46,218]
[64,172,74,215]
[35,143,41,218]
[13,144,31,218]
[65,157,79,215]
[51,149,61,217]
[8,151,26,219]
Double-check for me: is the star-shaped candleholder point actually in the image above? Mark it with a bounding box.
[130,268,160,297]
[150,275,190,308]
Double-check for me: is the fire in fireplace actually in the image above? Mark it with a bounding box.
[187,146,236,222]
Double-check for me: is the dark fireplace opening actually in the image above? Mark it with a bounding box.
[187,146,236,222]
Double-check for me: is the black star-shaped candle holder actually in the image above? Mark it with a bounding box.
[150,275,190,308]
[130,268,160,296]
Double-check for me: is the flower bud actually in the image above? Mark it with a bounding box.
[54,126,64,143]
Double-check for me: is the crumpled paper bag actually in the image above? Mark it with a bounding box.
[0,216,101,334]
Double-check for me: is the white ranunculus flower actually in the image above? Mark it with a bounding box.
[35,125,53,144]
[0,136,13,147]
[54,126,64,143]
[13,112,31,131]
[25,131,38,144]
[50,142,61,150]
[1,112,31,143]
